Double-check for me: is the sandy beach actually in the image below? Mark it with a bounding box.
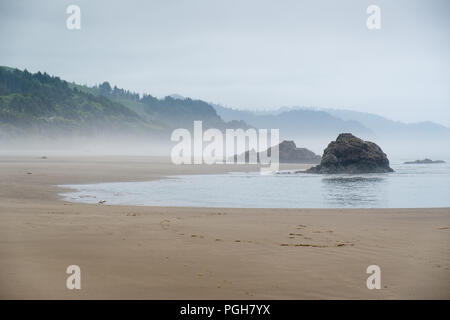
[0,156,449,299]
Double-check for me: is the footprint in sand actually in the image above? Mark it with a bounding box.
[160,220,170,230]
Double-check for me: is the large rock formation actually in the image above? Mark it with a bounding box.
[271,140,321,164]
[306,133,393,174]
[237,140,321,164]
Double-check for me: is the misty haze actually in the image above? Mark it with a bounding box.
[0,0,449,303]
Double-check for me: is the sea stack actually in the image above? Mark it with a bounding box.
[273,140,321,164]
[237,140,321,164]
[306,133,394,174]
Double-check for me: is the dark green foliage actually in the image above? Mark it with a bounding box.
[0,66,248,138]
[0,67,148,135]
[140,95,223,129]
[84,79,246,131]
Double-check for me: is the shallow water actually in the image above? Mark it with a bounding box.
[59,162,450,208]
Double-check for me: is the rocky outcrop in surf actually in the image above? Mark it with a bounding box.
[237,140,321,164]
[273,140,321,164]
[306,133,393,174]
[404,159,445,164]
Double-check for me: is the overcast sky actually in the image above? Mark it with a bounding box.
[1,0,449,126]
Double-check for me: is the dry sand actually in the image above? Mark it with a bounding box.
[0,155,449,299]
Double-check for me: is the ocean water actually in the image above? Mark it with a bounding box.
[59,162,450,208]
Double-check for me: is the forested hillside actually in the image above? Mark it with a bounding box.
[0,67,156,137]
[77,81,247,130]
[0,67,245,138]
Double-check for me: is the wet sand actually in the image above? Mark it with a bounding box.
[0,156,449,299]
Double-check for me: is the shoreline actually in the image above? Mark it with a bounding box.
[0,156,449,299]
[55,166,450,210]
